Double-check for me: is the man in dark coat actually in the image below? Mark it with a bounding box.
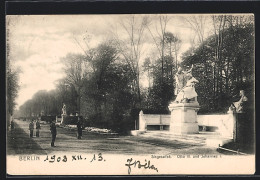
[36,119,41,137]
[77,118,83,139]
[29,120,34,138]
[10,119,15,130]
[50,120,57,147]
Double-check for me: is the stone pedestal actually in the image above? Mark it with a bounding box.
[168,101,200,134]
[139,110,146,131]
[233,112,254,145]
[61,114,66,124]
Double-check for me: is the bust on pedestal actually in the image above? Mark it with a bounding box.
[168,65,200,134]
[228,90,252,145]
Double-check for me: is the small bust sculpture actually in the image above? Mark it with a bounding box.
[228,90,248,113]
[233,90,248,113]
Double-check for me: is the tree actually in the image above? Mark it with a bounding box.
[6,62,19,116]
[142,16,181,112]
[6,17,20,127]
[182,16,254,113]
[18,89,58,117]
[113,15,149,109]
[82,41,119,120]
[61,53,89,115]
[80,41,136,133]
[142,57,153,92]
[141,54,175,113]
[164,32,181,69]
[6,57,20,129]
[183,15,208,46]
[146,15,172,84]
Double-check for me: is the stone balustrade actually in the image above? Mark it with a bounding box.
[139,110,235,138]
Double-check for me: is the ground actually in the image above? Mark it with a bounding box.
[7,119,228,156]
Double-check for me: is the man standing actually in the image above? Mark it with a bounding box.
[29,120,34,138]
[77,118,83,139]
[50,120,57,147]
[10,118,14,130]
[36,119,41,137]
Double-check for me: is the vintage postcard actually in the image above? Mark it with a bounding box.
[6,14,255,175]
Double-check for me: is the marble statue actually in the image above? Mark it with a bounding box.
[62,103,67,115]
[174,65,199,103]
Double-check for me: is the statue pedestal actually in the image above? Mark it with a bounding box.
[61,114,66,124]
[168,101,200,134]
[233,112,254,145]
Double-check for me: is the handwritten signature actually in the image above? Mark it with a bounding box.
[125,158,158,175]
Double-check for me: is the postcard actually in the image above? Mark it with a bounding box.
[6,14,255,175]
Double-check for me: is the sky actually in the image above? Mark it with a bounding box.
[7,14,215,109]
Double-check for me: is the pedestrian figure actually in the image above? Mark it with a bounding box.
[36,119,41,137]
[10,119,15,130]
[29,120,34,138]
[77,118,83,139]
[50,120,57,147]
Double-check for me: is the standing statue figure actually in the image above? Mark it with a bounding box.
[62,103,67,115]
[229,90,248,113]
[174,65,199,103]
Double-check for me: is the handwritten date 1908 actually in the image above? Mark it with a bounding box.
[125,158,158,175]
[43,153,105,163]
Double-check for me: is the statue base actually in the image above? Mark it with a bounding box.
[168,101,200,134]
[61,114,67,124]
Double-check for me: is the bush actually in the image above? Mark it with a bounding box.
[62,116,84,125]
[41,116,56,123]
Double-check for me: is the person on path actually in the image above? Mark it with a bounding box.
[50,120,57,147]
[10,118,15,130]
[29,120,34,138]
[77,118,83,139]
[36,119,41,137]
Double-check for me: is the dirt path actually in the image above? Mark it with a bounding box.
[7,119,220,155]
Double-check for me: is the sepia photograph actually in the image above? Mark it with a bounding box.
[6,14,255,175]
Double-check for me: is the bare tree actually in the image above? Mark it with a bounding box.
[142,57,153,92]
[61,53,89,115]
[112,15,148,108]
[145,15,171,84]
[164,32,181,69]
[72,31,98,74]
[211,15,228,103]
[184,15,208,46]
